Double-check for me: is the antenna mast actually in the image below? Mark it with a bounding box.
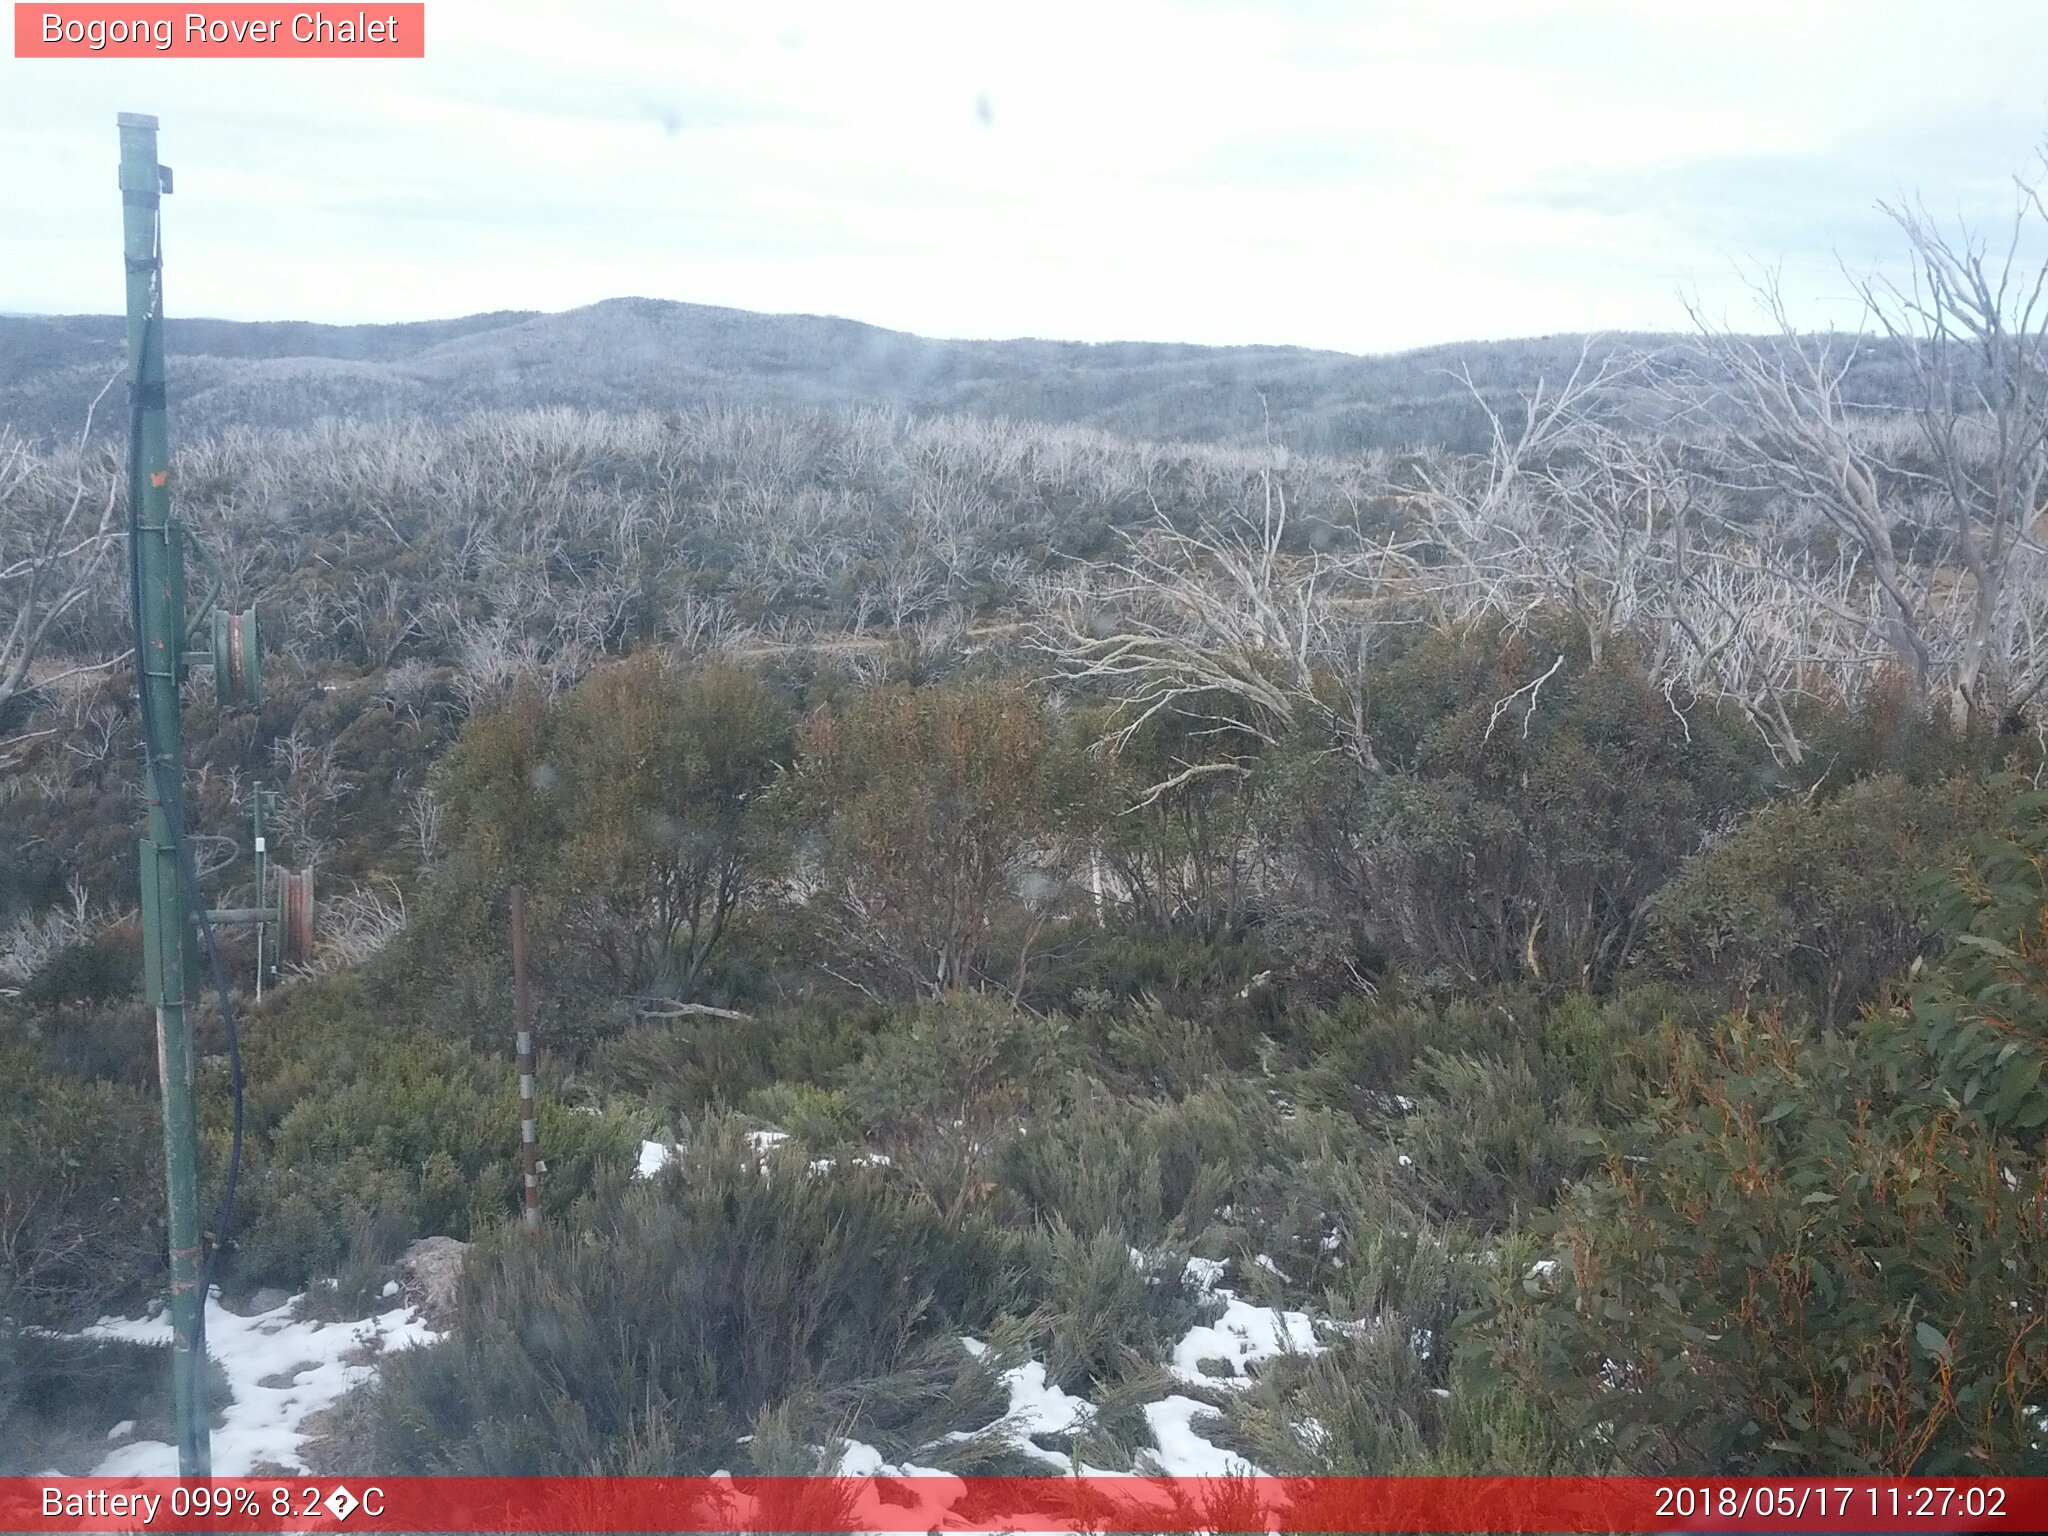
[118,109,214,1477]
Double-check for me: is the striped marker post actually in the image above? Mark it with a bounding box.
[510,885,540,1239]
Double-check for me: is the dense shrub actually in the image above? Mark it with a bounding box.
[1086,704,1264,938]
[1476,1008,2048,1472]
[1639,773,2007,1018]
[402,658,794,1048]
[545,656,794,1000]
[0,1040,163,1326]
[354,1118,1016,1473]
[0,1328,228,1474]
[786,681,1088,996]
[1290,986,1674,1142]
[208,974,638,1291]
[589,1003,881,1127]
[1027,1221,1204,1394]
[991,1079,1249,1244]
[1269,623,1770,987]
[1891,788,2048,1137]
[1396,1050,1592,1227]
[1478,813,2048,1477]
[16,930,141,1008]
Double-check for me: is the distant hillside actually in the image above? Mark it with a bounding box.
[0,297,1924,454]
[2,298,1701,454]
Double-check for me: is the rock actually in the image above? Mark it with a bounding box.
[221,1285,292,1317]
[392,1236,469,1330]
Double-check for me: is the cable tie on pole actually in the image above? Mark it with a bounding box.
[125,255,162,273]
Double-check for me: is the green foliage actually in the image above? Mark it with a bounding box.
[836,994,1078,1219]
[589,1004,878,1128]
[1397,1050,1592,1227]
[1641,773,2008,1019]
[992,1080,1241,1244]
[787,681,1084,995]
[406,656,793,1046]
[1031,926,1278,1034]
[839,993,1074,1142]
[547,655,794,1000]
[1292,985,1671,1156]
[1028,1221,1203,1394]
[1895,789,2048,1136]
[1086,704,1263,938]
[17,930,140,1008]
[217,974,638,1291]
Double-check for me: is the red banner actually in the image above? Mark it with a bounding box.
[2,1477,2042,1533]
[13,5,424,57]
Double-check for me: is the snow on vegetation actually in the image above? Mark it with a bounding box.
[942,1350,1112,1472]
[831,1250,1364,1480]
[637,1129,893,1180]
[1170,1292,1321,1389]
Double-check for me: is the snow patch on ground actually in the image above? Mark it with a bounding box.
[73,1289,441,1474]
[947,1267,1338,1478]
[1142,1396,1258,1475]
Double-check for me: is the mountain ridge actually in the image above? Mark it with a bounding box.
[0,296,1791,453]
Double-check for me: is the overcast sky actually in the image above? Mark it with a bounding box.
[5,0,2047,352]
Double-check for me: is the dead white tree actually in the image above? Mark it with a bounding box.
[0,875,116,994]
[302,877,407,971]
[0,380,125,764]
[1038,464,1416,801]
[338,570,426,669]
[404,783,443,869]
[1661,532,1904,767]
[1403,343,1736,727]
[1687,166,2048,729]
[1411,403,1680,662]
[1858,179,2048,722]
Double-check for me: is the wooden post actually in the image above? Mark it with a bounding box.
[511,886,540,1239]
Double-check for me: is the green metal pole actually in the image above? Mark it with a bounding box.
[119,110,212,1479]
